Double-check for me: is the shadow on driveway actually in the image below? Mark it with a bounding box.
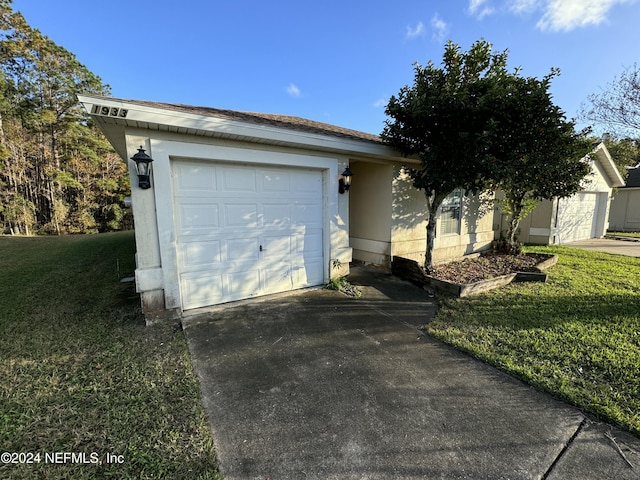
[183,266,640,480]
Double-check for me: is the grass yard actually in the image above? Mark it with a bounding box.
[427,245,640,436]
[0,232,221,480]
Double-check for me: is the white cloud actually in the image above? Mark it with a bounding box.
[431,13,449,42]
[468,0,495,18]
[405,21,425,39]
[508,0,537,14]
[286,83,301,98]
[487,0,636,31]
[536,0,633,31]
[373,97,387,108]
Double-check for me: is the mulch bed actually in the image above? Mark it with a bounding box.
[429,253,552,284]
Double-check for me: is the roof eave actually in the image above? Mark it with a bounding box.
[77,94,400,161]
[593,142,625,188]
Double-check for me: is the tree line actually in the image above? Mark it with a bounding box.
[0,1,130,235]
[2,0,639,243]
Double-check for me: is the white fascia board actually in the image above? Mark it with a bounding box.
[78,94,399,161]
[593,142,625,188]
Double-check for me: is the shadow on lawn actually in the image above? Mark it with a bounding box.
[439,286,640,332]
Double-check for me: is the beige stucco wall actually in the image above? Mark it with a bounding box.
[609,189,640,231]
[389,165,428,264]
[349,162,497,268]
[349,160,393,265]
[433,191,495,263]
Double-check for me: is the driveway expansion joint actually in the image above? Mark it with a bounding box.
[542,417,587,480]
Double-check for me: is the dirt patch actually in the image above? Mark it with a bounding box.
[430,253,553,284]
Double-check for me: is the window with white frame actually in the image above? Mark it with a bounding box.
[439,189,463,236]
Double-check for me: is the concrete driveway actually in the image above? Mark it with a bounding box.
[183,266,640,480]
[567,237,640,257]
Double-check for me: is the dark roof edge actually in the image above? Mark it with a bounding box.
[84,95,383,145]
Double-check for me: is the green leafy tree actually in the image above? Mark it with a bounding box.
[603,136,640,178]
[381,40,509,272]
[383,40,594,266]
[487,72,593,251]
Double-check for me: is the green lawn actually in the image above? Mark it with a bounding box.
[0,232,221,480]
[427,245,640,435]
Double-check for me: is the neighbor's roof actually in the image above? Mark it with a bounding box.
[623,164,640,188]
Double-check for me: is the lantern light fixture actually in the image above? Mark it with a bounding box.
[131,146,154,189]
[339,166,353,194]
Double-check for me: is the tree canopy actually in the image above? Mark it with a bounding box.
[485,71,593,250]
[382,40,509,270]
[604,136,640,178]
[382,40,593,269]
[0,1,130,235]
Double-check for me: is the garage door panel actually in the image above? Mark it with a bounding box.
[174,160,325,309]
[262,234,292,258]
[292,171,322,195]
[299,229,324,256]
[263,204,291,226]
[225,204,258,227]
[292,204,323,225]
[261,170,290,192]
[178,203,220,230]
[262,265,293,294]
[295,260,324,286]
[182,273,225,309]
[227,269,260,299]
[180,240,222,269]
[174,163,217,194]
[227,238,260,262]
[223,167,256,192]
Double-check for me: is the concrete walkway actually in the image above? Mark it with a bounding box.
[183,267,640,480]
[567,237,640,257]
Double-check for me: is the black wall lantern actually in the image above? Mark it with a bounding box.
[131,146,154,189]
[339,166,353,194]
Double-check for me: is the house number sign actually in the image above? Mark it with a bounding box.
[90,104,128,118]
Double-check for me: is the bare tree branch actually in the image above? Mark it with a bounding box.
[583,64,640,135]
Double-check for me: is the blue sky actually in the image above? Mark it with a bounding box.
[11,0,640,135]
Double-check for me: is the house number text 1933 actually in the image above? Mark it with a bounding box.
[91,104,128,118]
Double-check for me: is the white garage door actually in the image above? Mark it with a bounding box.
[173,160,325,310]
[556,193,599,244]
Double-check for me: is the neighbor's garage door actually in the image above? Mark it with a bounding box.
[556,192,599,244]
[173,160,325,310]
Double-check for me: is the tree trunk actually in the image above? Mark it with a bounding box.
[424,191,447,273]
[425,208,438,273]
[504,192,526,254]
[507,209,520,245]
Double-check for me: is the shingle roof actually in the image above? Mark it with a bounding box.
[624,164,640,188]
[121,98,383,144]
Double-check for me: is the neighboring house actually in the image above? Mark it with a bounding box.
[497,143,624,245]
[609,164,640,232]
[78,95,494,320]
